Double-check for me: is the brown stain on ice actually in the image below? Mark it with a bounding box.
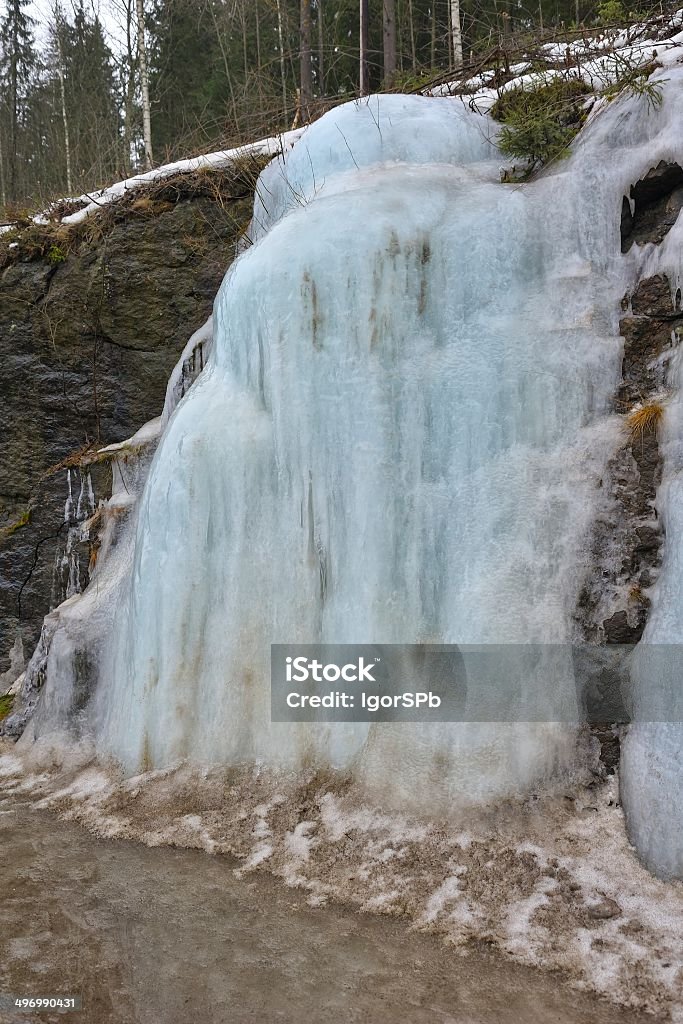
[302,270,323,350]
[140,731,153,773]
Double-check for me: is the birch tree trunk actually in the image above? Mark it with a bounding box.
[122,0,136,175]
[359,0,370,95]
[135,0,153,171]
[450,0,463,69]
[52,2,72,195]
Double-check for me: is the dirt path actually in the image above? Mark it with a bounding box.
[0,802,661,1024]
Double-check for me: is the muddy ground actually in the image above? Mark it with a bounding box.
[0,801,664,1024]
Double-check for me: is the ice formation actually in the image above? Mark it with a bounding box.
[17,68,683,865]
[52,468,96,607]
[91,92,631,808]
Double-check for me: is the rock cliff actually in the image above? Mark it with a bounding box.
[0,166,257,673]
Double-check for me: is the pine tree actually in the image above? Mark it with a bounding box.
[0,0,35,200]
[148,0,227,158]
[50,2,121,188]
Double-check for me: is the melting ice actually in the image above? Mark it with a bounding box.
[76,84,683,852]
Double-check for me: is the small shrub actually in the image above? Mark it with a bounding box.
[391,68,435,93]
[492,78,590,168]
[48,244,66,265]
[605,57,664,111]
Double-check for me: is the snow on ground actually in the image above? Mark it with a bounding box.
[430,8,683,111]
[60,128,306,226]
[1,742,681,1020]
[1,128,305,233]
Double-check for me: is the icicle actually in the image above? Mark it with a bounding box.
[63,469,73,523]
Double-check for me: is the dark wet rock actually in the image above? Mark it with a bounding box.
[579,275,677,639]
[620,274,683,405]
[602,610,640,645]
[591,725,621,775]
[621,161,683,252]
[0,191,253,672]
[575,274,680,768]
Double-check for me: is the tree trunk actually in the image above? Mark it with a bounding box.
[275,0,288,120]
[449,0,463,69]
[360,0,370,95]
[431,0,437,68]
[0,128,6,208]
[240,4,248,82]
[408,0,417,72]
[122,0,136,175]
[317,0,324,96]
[53,3,72,195]
[383,0,397,87]
[300,0,313,122]
[56,51,72,194]
[255,0,261,71]
[9,13,18,197]
[135,0,153,170]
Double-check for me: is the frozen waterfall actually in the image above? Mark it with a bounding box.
[82,87,683,836]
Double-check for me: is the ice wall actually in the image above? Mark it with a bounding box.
[77,81,683,832]
[91,93,619,811]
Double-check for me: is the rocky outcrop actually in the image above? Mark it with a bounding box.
[0,180,255,673]
[576,273,681,768]
[584,275,681,635]
[571,151,683,775]
[621,160,683,252]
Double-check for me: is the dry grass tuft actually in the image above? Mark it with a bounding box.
[627,400,666,439]
[129,196,174,216]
